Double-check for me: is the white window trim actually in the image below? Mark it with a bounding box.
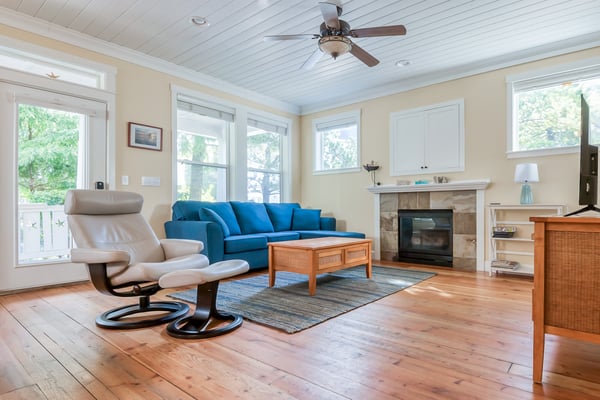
[505,56,600,159]
[170,84,292,202]
[312,109,361,175]
[0,35,116,93]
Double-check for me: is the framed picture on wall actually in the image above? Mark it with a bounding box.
[128,122,162,151]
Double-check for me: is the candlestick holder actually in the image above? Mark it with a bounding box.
[363,161,380,186]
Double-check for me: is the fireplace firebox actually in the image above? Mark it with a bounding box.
[396,209,453,267]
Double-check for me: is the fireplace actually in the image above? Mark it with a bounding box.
[396,209,453,267]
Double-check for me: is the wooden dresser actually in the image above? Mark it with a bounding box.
[531,216,600,383]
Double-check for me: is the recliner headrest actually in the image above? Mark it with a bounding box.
[64,190,143,215]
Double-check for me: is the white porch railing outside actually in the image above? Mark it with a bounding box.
[18,204,71,264]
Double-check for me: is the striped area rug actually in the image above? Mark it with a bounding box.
[168,266,436,333]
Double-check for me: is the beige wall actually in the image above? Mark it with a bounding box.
[2,23,599,249]
[0,25,301,237]
[300,46,600,241]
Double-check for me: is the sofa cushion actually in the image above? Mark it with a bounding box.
[263,231,300,242]
[264,203,301,231]
[199,202,242,236]
[230,201,274,234]
[173,201,242,236]
[224,234,268,253]
[199,208,230,237]
[292,208,321,230]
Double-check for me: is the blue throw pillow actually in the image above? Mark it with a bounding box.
[199,202,241,236]
[265,203,300,231]
[230,201,275,234]
[199,208,230,237]
[292,208,321,230]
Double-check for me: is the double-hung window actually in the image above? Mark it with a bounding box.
[176,97,233,201]
[174,88,292,202]
[507,59,600,157]
[247,115,286,203]
[312,110,361,174]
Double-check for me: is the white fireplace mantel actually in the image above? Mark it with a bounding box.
[368,178,491,272]
[367,179,491,194]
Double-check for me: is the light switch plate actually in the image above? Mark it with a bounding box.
[141,176,160,186]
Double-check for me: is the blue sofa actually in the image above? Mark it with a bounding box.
[164,201,365,270]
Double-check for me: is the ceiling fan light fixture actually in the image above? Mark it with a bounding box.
[318,36,352,59]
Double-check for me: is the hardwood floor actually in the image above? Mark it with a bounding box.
[1,262,599,400]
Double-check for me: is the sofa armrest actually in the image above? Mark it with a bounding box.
[320,217,336,231]
[164,220,225,263]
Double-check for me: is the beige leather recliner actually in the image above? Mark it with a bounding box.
[65,189,249,338]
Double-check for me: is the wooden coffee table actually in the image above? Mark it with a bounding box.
[268,237,372,295]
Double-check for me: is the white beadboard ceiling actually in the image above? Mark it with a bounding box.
[0,0,599,114]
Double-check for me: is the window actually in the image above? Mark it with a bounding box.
[173,87,292,202]
[176,98,233,201]
[507,60,600,156]
[0,40,113,90]
[313,110,360,174]
[247,115,286,203]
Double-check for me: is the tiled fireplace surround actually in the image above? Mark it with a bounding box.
[368,180,490,272]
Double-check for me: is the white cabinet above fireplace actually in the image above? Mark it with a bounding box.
[390,99,464,176]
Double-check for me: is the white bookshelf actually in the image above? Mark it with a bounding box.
[487,204,564,276]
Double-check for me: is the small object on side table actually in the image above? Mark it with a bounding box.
[492,226,517,238]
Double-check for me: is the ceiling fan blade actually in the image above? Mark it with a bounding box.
[349,43,379,67]
[263,34,319,41]
[301,48,324,70]
[319,2,340,30]
[350,25,407,38]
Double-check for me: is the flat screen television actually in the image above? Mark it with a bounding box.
[566,94,599,215]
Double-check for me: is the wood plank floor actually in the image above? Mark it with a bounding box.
[1,262,599,400]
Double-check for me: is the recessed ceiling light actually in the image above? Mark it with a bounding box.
[395,60,411,67]
[190,16,209,27]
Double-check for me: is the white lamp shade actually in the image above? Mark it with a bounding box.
[514,163,539,183]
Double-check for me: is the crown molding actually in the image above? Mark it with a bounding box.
[0,9,300,115]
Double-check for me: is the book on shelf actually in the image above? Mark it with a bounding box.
[491,259,520,270]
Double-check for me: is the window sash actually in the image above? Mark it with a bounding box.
[246,116,283,201]
[507,59,600,156]
[313,110,360,173]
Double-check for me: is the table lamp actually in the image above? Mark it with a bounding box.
[514,163,539,204]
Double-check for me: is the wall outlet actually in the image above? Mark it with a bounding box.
[121,175,129,185]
